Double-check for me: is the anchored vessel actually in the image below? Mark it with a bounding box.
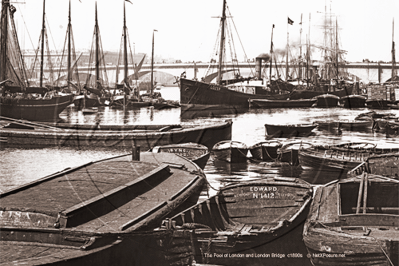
[179,0,289,111]
[212,140,249,163]
[0,0,73,122]
[0,119,232,150]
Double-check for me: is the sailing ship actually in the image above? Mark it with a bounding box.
[75,2,111,112]
[0,0,73,122]
[288,11,354,100]
[179,0,289,111]
[111,3,151,109]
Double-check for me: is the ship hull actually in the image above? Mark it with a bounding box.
[1,95,73,122]
[180,78,288,108]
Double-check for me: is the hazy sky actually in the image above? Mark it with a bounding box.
[13,0,399,63]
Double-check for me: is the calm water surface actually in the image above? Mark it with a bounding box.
[1,86,399,195]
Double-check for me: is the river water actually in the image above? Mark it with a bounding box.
[1,86,398,193]
[1,86,398,265]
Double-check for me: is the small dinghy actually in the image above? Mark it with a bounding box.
[248,140,282,161]
[157,177,313,265]
[151,142,210,170]
[212,140,248,163]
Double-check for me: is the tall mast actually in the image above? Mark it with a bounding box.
[0,0,9,85]
[67,0,71,90]
[306,13,311,88]
[269,24,274,82]
[392,18,396,79]
[123,2,128,83]
[39,0,46,87]
[217,0,226,85]
[335,18,338,81]
[286,17,289,81]
[150,29,156,95]
[95,2,99,87]
[299,14,302,80]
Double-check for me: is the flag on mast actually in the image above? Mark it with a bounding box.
[288,17,294,25]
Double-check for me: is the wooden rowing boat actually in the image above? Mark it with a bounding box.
[265,123,317,138]
[298,142,399,180]
[0,120,232,150]
[151,142,210,170]
[248,140,282,161]
[0,152,206,265]
[303,174,399,266]
[157,177,313,265]
[212,140,248,163]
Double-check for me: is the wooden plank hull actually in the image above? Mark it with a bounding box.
[298,148,367,176]
[249,141,282,161]
[212,140,248,163]
[0,120,232,150]
[303,176,399,266]
[180,78,289,108]
[0,152,206,265]
[157,178,313,265]
[298,144,399,179]
[152,142,210,170]
[0,95,73,122]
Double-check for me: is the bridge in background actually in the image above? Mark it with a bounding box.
[49,62,399,85]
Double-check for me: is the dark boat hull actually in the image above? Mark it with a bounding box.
[314,95,339,108]
[249,141,282,161]
[366,99,391,109]
[180,78,288,108]
[265,124,317,138]
[212,140,248,163]
[180,103,247,119]
[0,95,73,122]
[73,95,102,109]
[341,95,367,108]
[249,98,316,108]
[0,120,232,150]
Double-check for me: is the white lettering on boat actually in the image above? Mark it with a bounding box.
[250,186,278,192]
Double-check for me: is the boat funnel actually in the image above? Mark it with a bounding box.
[255,53,271,79]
